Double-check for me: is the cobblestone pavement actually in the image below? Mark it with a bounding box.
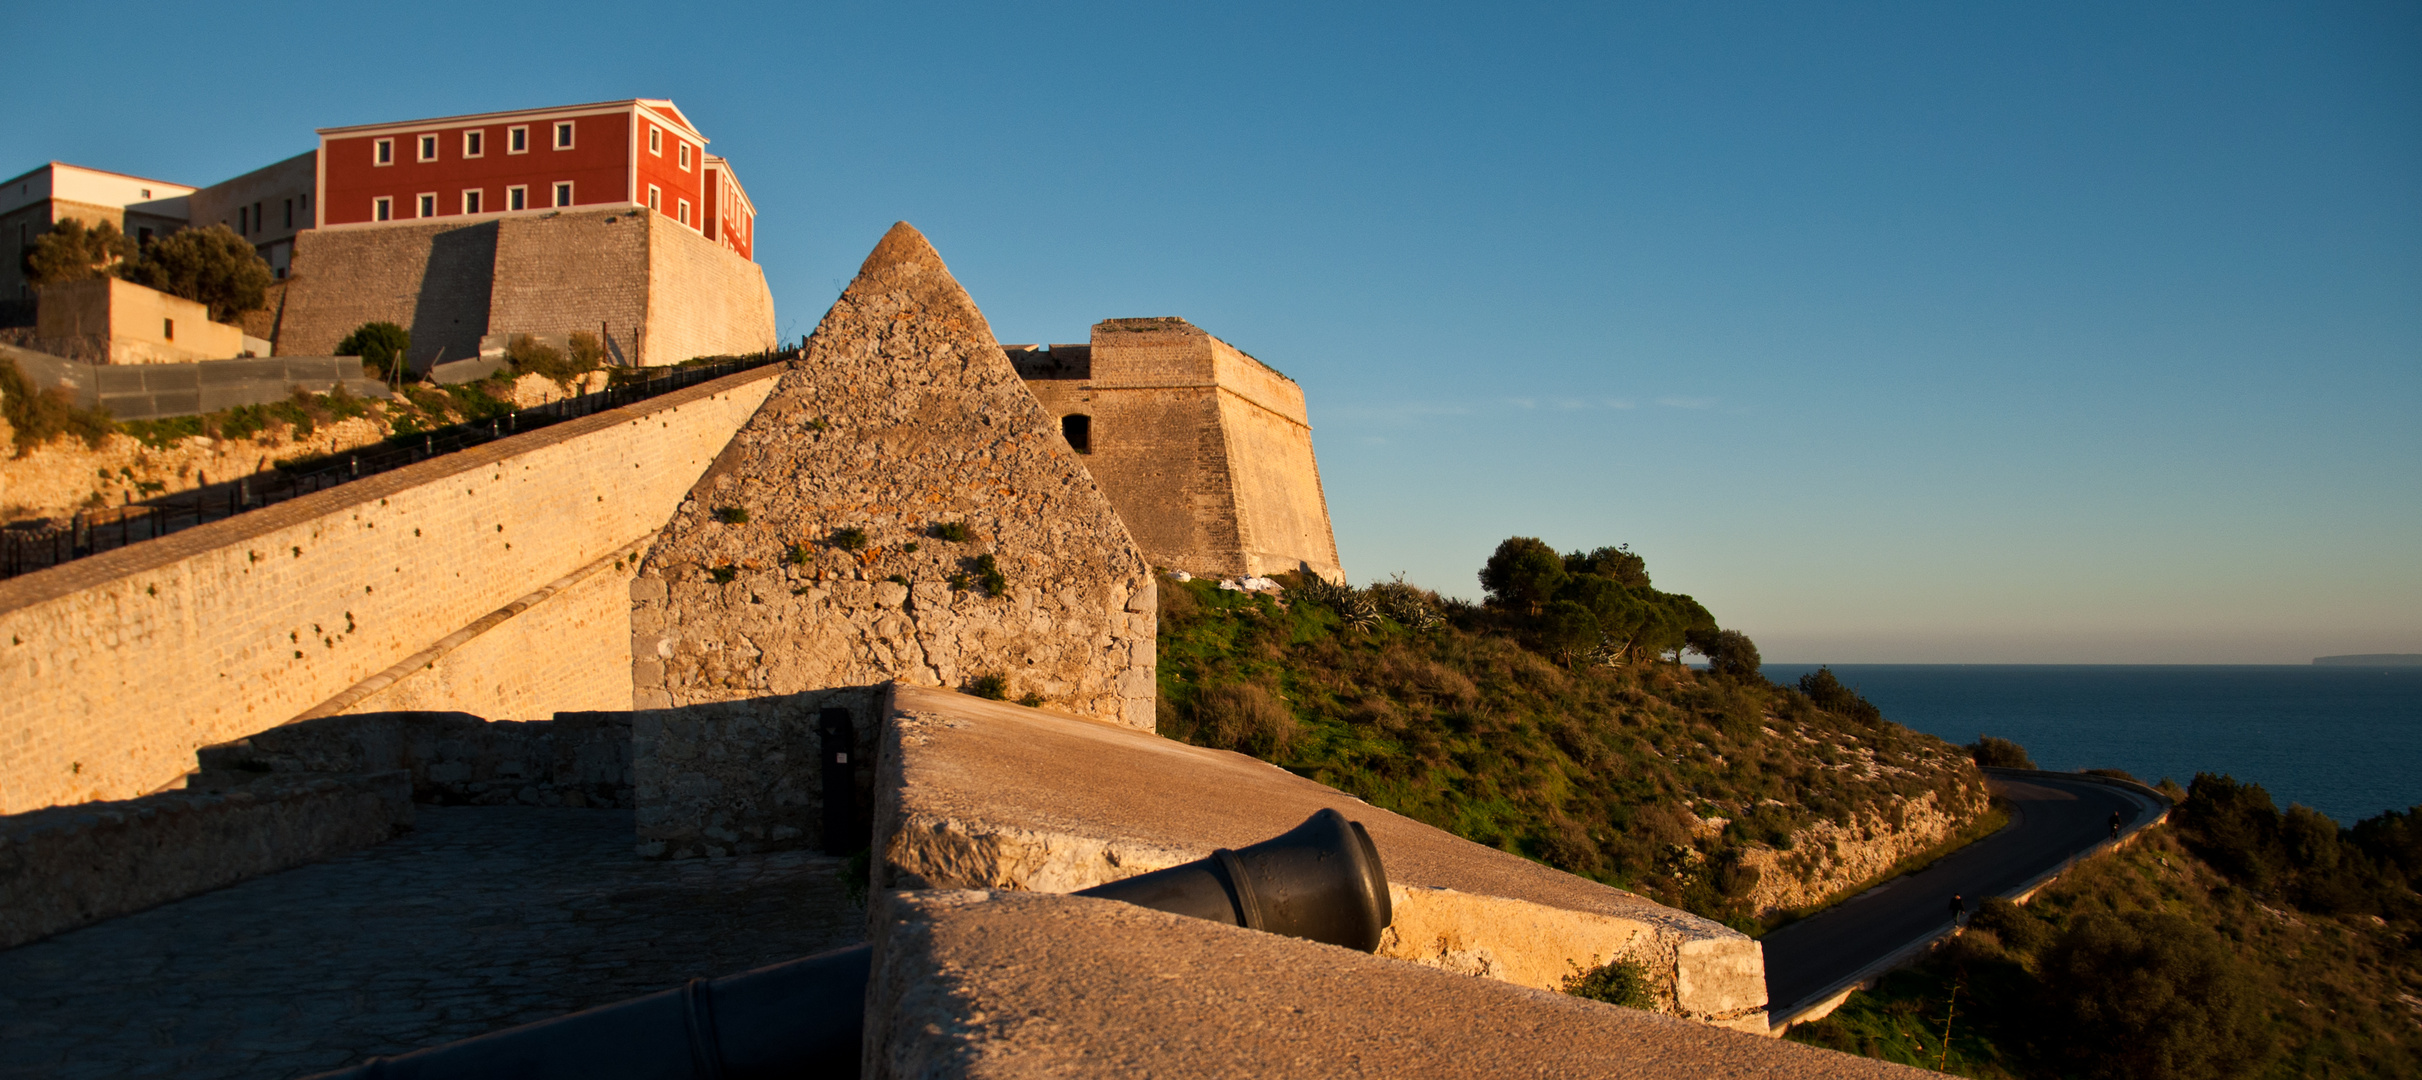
[0,807,866,1080]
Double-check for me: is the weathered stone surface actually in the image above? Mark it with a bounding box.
[1738,787,1974,916]
[1012,317,1343,581]
[0,366,776,813]
[0,770,411,949]
[865,889,1930,1079]
[633,223,1154,858]
[195,710,634,808]
[875,685,1769,1029]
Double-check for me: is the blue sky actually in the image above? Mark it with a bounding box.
[10,2,2416,663]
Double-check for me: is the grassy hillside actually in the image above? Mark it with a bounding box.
[1789,775,2422,1079]
[1151,546,1988,930]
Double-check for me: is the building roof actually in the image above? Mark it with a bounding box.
[316,99,706,143]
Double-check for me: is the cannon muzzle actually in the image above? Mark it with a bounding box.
[306,809,1390,1079]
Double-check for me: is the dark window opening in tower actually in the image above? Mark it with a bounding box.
[1062,414,1092,454]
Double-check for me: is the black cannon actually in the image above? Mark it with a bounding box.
[307,808,1390,1079]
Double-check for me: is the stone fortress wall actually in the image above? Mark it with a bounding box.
[1012,316,1342,582]
[0,368,779,814]
[276,207,776,370]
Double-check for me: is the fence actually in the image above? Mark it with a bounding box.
[1,353,791,581]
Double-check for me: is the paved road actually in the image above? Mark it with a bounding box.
[1759,770,2167,1023]
[0,808,864,1080]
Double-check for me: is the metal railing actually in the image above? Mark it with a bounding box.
[1,353,791,582]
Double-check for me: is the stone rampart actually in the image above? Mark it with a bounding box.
[865,890,1926,1079]
[630,222,1154,859]
[0,366,780,814]
[279,209,775,371]
[875,684,1770,1031]
[0,770,411,949]
[279,219,497,368]
[194,710,633,808]
[638,213,778,365]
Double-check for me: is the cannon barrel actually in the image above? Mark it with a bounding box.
[305,808,1390,1079]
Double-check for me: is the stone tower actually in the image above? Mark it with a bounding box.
[1011,317,1343,583]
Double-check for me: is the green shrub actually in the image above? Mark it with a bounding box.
[23,219,134,286]
[505,334,597,386]
[708,566,738,584]
[1017,692,1045,707]
[2042,911,2271,1080]
[786,543,812,565]
[713,506,749,524]
[118,224,274,321]
[972,553,1006,596]
[830,526,868,551]
[568,331,608,370]
[927,521,972,542]
[337,322,412,382]
[1561,957,1656,1009]
[1967,736,2035,770]
[0,356,114,455]
[966,673,1009,700]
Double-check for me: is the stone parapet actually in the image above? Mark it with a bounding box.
[864,889,1923,1078]
[874,684,1770,1030]
[194,710,634,808]
[0,770,411,950]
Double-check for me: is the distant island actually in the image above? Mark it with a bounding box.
[2314,653,2422,666]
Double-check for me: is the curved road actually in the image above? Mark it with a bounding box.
[1759,770,2168,1026]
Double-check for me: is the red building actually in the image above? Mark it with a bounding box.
[314,99,754,260]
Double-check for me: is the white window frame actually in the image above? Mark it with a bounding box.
[463,130,485,158]
[373,196,392,221]
[647,185,661,212]
[507,185,528,211]
[417,192,437,218]
[553,121,575,149]
[417,134,439,162]
[678,143,691,171]
[648,126,662,155]
[552,181,573,208]
[676,198,691,227]
[507,125,529,154]
[374,138,394,166]
[462,189,483,215]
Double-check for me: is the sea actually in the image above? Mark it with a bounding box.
[1762,664,2422,827]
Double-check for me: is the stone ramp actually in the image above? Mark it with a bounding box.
[876,684,1769,1031]
[867,890,1924,1079]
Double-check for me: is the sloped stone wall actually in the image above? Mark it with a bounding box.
[631,222,1154,858]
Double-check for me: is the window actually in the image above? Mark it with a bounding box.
[507,185,527,211]
[375,138,394,165]
[1061,415,1092,453]
[677,199,691,226]
[238,206,248,234]
[464,130,484,158]
[374,197,392,221]
[462,190,482,214]
[138,227,153,245]
[417,193,436,218]
[254,202,263,232]
[284,199,293,229]
[552,181,573,207]
[418,134,439,162]
[554,121,574,149]
[678,143,691,170]
[648,126,661,155]
[508,125,528,153]
[163,318,175,341]
[647,185,661,212]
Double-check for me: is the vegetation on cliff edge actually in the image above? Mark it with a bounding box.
[1790,772,2422,1080]
[1153,541,1986,930]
